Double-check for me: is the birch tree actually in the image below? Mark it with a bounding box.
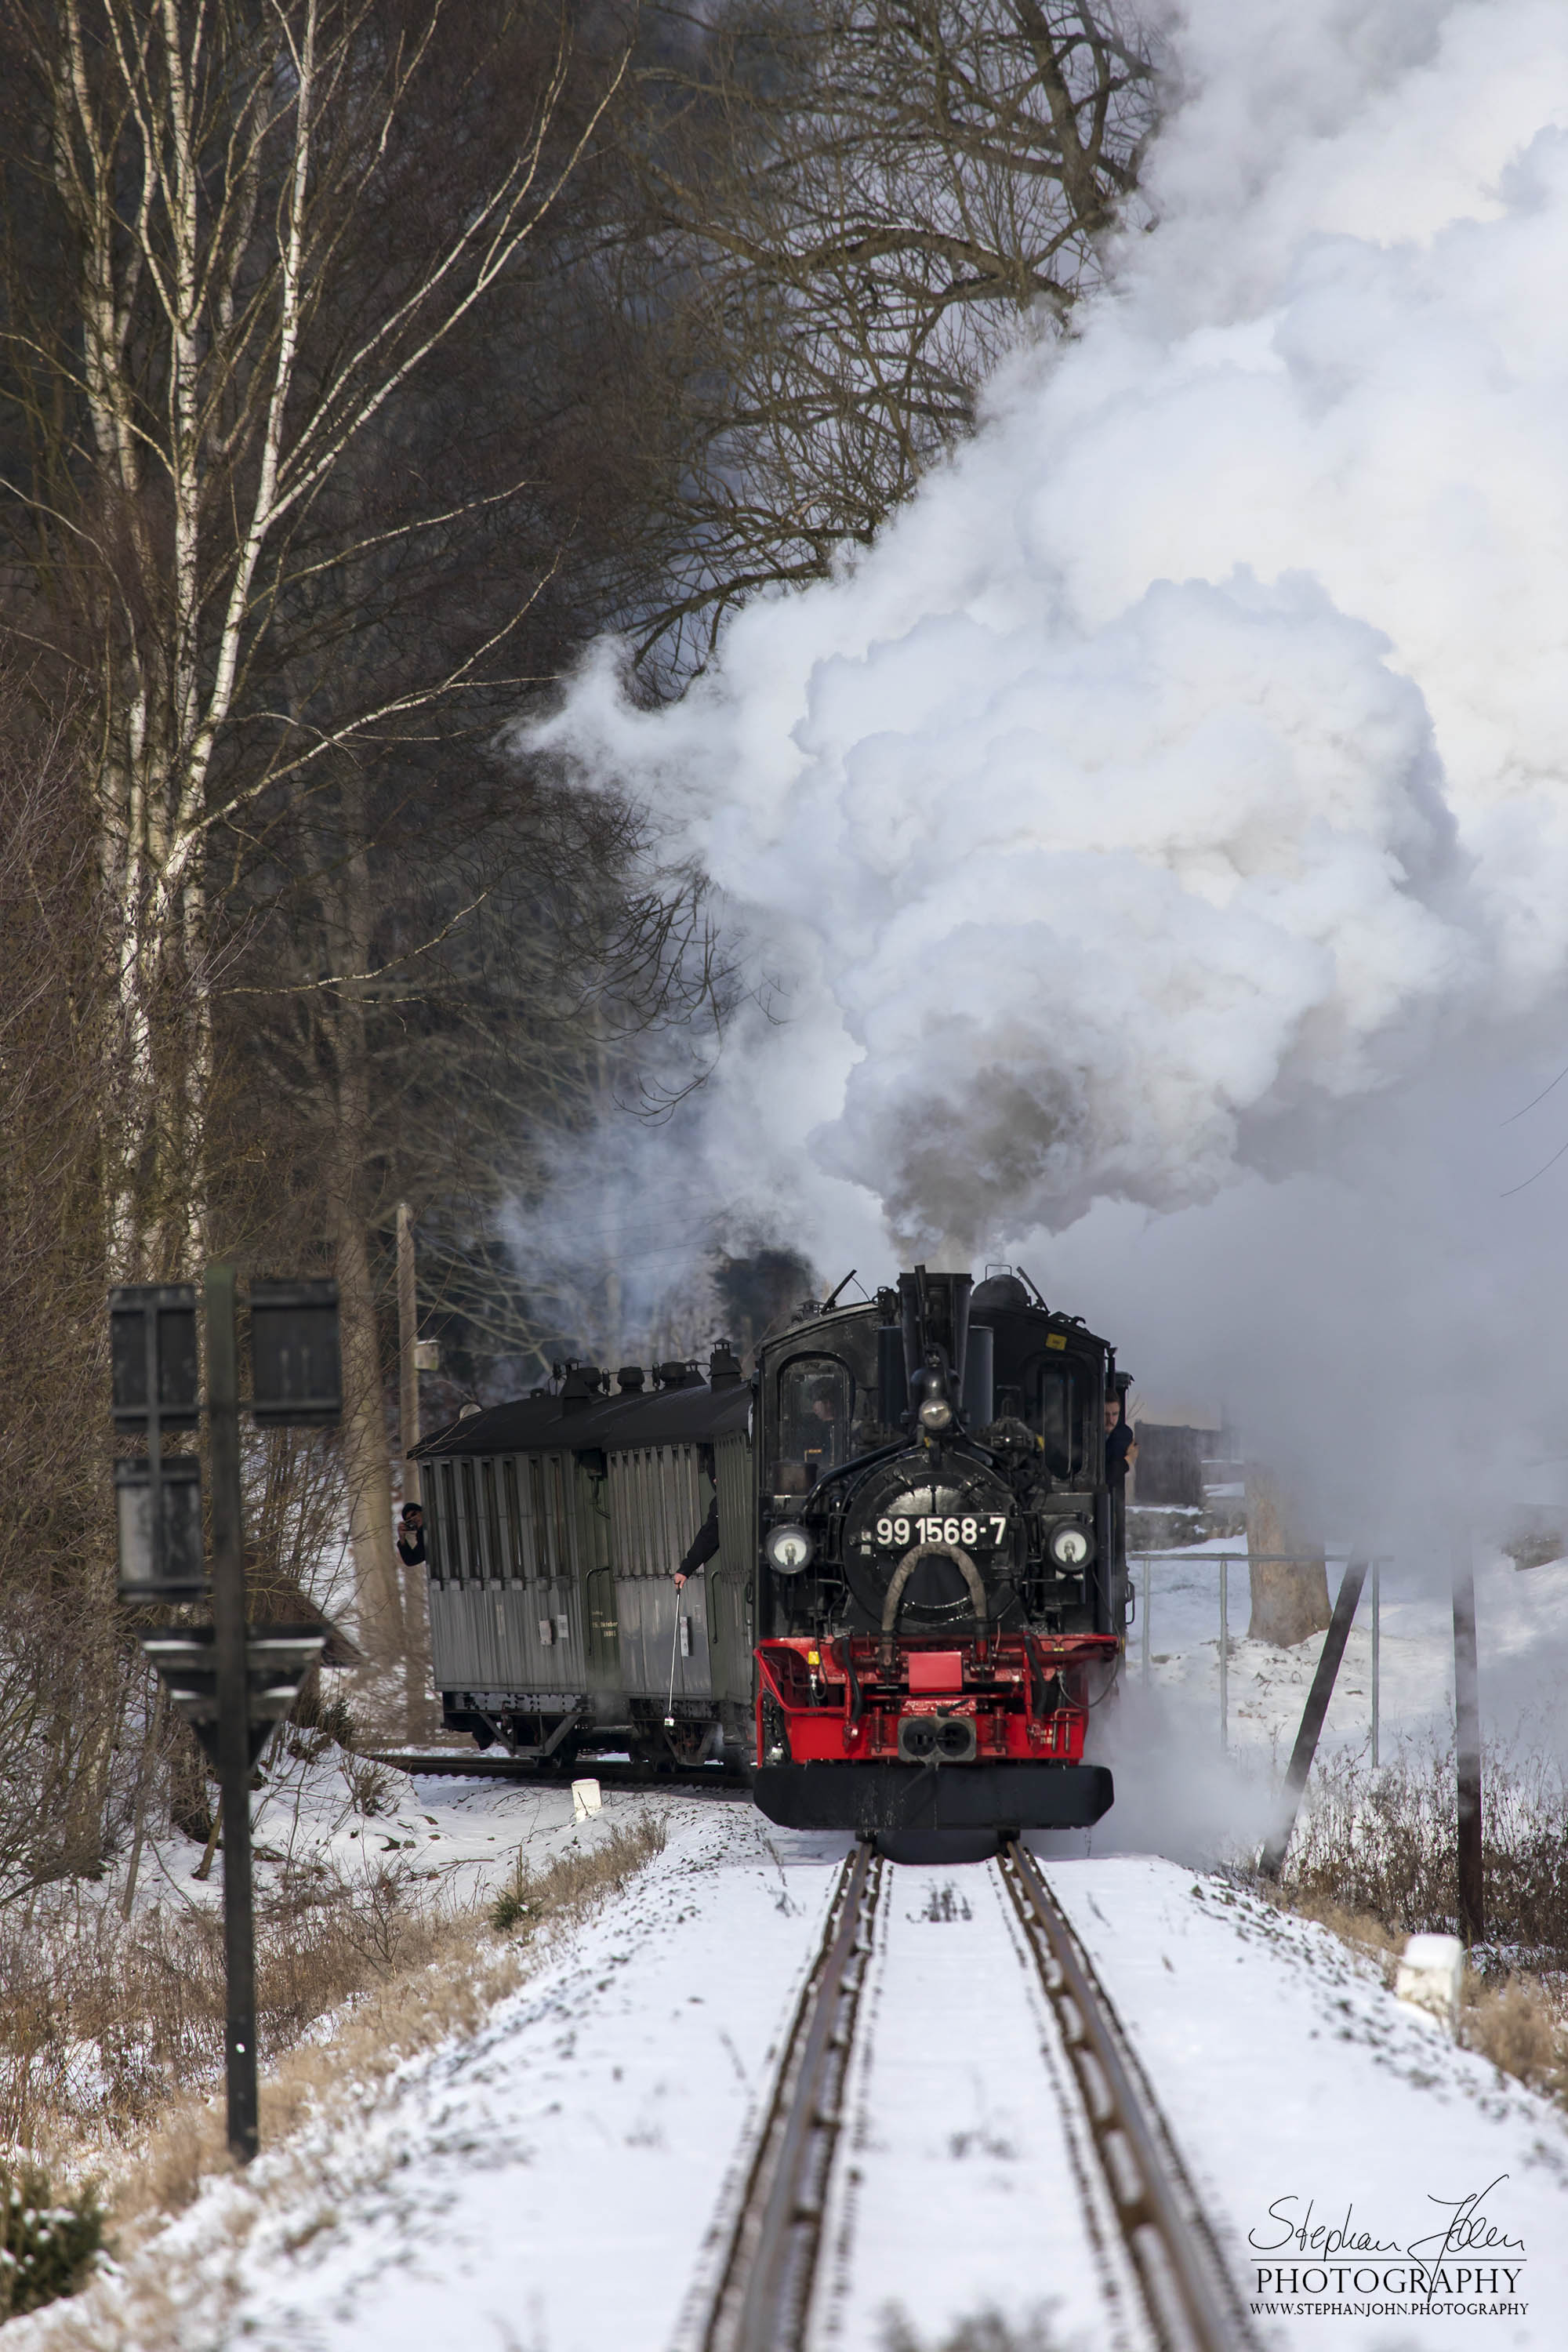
[0,0,630,1278]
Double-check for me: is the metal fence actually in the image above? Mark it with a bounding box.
[1129,1552,1394,1758]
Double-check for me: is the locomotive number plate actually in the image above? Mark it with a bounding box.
[875,1513,1008,1549]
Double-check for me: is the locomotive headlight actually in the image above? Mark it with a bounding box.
[918,1397,954,1432]
[766,1523,815,1574]
[1047,1521,1093,1570]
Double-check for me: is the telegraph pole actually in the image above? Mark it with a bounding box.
[396,1202,420,1508]
[205,1265,259,2159]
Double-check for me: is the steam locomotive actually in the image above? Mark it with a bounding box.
[413,1267,1128,1842]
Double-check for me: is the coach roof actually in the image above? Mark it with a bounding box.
[412,1375,750,1461]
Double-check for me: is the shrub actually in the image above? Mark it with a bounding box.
[1279,1736,1568,1953]
[0,2151,103,2319]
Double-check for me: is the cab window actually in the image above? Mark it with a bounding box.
[1033,1359,1093,1482]
[771,1355,854,1495]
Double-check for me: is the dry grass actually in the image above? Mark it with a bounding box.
[2,1809,668,2272]
[0,1848,452,2155]
[2,1809,673,2343]
[1260,1737,1568,2107]
[1277,1736,1568,1954]
[1278,1893,1402,1968]
[1460,1976,1568,2101]
[114,1812,666,2238]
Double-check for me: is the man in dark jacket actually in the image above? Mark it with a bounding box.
[673,1494,719,1592]
[1104,1394,1138,1484]
[396,1501,427,1566]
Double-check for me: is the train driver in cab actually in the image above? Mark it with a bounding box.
[1105,1389,1138,1484]
[775,1379,843,1496]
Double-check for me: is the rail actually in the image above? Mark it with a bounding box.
[998,1841,1260,2352]
[700,1839,883,2352]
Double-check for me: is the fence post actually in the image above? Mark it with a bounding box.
[1140,1554,1150,1686]
[1218,1555,1229,1753]
[1370,1558,1381,1769]
[1453,1552,1484,1945]
[1259,1557,1369,1878]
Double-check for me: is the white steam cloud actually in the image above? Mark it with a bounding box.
[536,0,1568,1541]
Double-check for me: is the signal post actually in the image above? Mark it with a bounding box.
[111,1269,342,2161]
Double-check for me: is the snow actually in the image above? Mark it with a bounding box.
[128,1740,608,1928]
[20,1773,1566,2350]
[813,1860,1139,2348]
[15,1551,1568,2348]
[1047,1858,1566,2348]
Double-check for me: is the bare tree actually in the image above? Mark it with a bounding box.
[0,666,128,1891]
[613,0,1157,673]
[0,0,631,1278]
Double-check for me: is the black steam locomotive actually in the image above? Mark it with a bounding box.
[414,1267,1128,1841]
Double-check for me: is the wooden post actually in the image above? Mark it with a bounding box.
[1259,1559,1368,1878]
[1453,1555,1485,1945]
[205,1265,258,2162]
[397,1202,420,1507]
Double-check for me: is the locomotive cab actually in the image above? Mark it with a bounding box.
[750,1267,1123,1842]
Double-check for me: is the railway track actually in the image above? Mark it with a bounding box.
[997,1841,1259,2352]
[368,1749,755,1796]
[700,1841,883,2352]
[695,1840,1258,2352]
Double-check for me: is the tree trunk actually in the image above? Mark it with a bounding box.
[1246,1468,1331,1646]
[336,1193,403,1667]
[328,793,403,1674]
[396,1203,436,1737]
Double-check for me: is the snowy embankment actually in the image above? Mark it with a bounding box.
[16,1780,1568,2352]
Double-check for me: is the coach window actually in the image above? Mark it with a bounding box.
[1033,1358,1091,1483]
[459,1460,480,1577]
[773,1356,853,1496]
[549,1456,572,1573]
[528,1456,549,1574]
[424,1468,447,1577]
[481,1461,502,1580]
[436,1461,459,1576]
[503,1459,524,1574]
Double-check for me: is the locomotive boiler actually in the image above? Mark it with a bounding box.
[412,1266,1128,1842]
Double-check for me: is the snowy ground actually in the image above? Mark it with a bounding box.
[124,1734,616,1930]
[13,1549,1568,2350]
[21,1796,1566,2351]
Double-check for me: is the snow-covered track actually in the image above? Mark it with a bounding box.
[997,1842,1261,2352]
[701,1839,884,2352]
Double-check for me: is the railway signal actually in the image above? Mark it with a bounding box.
[110,1283,204,1599]
[112,1267,340,2161]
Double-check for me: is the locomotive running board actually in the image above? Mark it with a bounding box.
[751,1761,1113,1833]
